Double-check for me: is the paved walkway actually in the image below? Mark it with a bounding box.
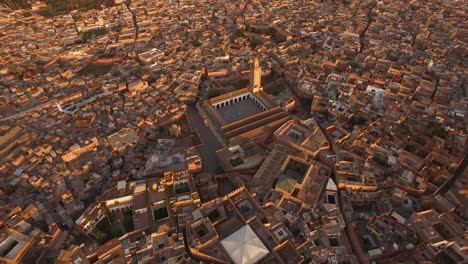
[0,100,56,122]
[216,99,263,123]
[187,106,223,174]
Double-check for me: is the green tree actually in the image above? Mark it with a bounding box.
[1,0,31,9]
[34,220,49,232]
[193,40,202,47]
[123,210,134,232]
[84,214,98,233]
[207,89,221,99]
[234,29,245,38]
[92,230,108,242]
[14,67,26,79]
[36,0,115,17]
[99,202,112,225]
[249,38,264,48]
[80,27,108,43]
[36,8,54,17]
[22,11,33,17]
[267,27,277,37]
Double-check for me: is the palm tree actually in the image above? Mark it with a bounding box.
[99,202,112,224]
[84,214,97,232]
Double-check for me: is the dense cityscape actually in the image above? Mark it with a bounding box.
[0,0,466,263]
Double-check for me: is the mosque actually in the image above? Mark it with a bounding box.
[201,58,291,146]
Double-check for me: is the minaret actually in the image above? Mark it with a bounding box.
[250,58,262,93]
[55,102,64,112]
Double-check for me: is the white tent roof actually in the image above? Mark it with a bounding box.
[326,178,337,191]
[221,225,269,264]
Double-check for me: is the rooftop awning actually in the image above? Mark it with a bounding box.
[275,174,297,193]
[221,225,269,264]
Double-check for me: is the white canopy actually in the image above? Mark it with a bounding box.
[221,225,269,264]
[326,178,337,191]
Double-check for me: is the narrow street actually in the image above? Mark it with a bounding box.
[125,0,139,41]
[359,1,378,53]
[0,99,56,122]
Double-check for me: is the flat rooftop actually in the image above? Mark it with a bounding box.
[133,191,149,230]
[215,98,264,124]
[0,237,25,260]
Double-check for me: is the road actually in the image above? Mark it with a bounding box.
[359,1,378,53]
[433,146,468,196]
[0,99,56,122]
[62,90,114,114]
[187,106,223,174]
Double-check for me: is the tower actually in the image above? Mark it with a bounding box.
[250,58,262,93]
[325,178,338,207]
[55,102,64,112]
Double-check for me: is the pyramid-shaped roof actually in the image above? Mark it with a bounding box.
[275,174,297,193]
[221,225,269,264]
